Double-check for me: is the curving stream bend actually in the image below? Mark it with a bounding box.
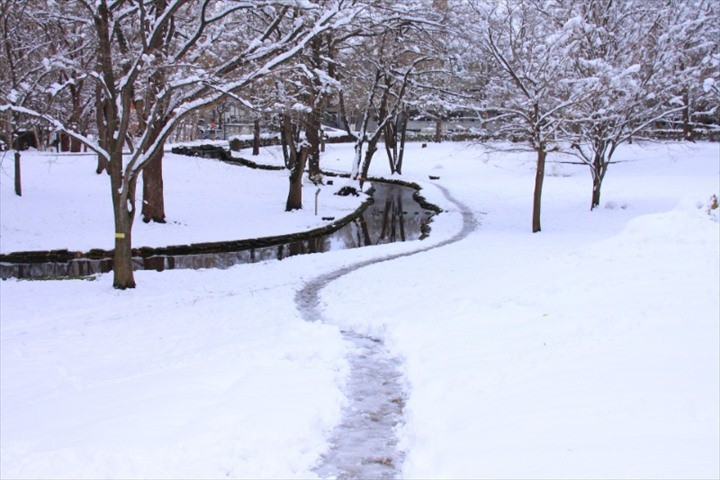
[295,183,478,478]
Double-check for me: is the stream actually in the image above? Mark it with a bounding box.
[0,183,433,280]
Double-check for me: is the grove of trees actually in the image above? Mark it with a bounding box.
[1,0,718,288]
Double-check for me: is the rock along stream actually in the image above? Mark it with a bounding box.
[295,183,477,479]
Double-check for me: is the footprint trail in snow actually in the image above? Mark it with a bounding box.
[295,182,477,478]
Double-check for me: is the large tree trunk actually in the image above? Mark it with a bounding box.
[282,113,308,211]
[434,117,443,143]
[286,146,309,211]
[112,206,136,289]
[109,152,138,289]
[532,146,546,233]
[14,150,21,196]
[306,114,322,184]
[96,0,136,289]
[141,148,165,223]
[141,123,166,223]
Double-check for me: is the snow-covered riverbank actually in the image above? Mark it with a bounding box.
[1,141,718,478]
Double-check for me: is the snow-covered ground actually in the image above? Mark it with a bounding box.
[1,141,718,479]
[0,150,365,253]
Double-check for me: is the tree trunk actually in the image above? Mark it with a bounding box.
[141,121,166,224]
[384,122,397,174]
[532,146,546,233]
[280,113,297,168]
[591,153,603,210]
[141,147,166,223]
[351,137,364,181]
[591,175,602,210]
[95,0,138,289]
[252,119,260,156]
[434,117,443,143]
[112,207,136,289]
[32,128,41,151]
[14,150,21,196]
[682,88,695,141]
[96,154,108,174]
[286,146,309,211]
[306,115,322,184]
[337,90,356,138]
[396,111,407,175]
[360,136,380,188]
[190,111,200,141]
[110,155,138,289]
[590,149,610,210]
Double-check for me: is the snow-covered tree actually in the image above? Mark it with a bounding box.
[1,0,361,289]
[470,0,584,232]
[267,5,361,210]
[660,0,720,141]
[406,6,472,146]
[333,1,439,185]
[277,29,342,194]
[0,0,58,196]
[559,0,719,209]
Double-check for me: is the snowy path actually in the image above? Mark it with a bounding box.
[295,183,477,478]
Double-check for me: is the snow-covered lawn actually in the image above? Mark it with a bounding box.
[1,141,718,479]
[0,151,364,253]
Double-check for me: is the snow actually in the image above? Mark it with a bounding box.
[1,140,719,479]
[0,150,364,252]
[704,77,717,93]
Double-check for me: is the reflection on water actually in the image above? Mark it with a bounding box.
[0,183,433,280]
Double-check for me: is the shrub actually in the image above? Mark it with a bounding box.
[229,138,243,151]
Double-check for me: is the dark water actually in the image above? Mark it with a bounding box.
[0,183,433,280]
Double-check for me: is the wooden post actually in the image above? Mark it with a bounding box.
[14,150,22,197]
